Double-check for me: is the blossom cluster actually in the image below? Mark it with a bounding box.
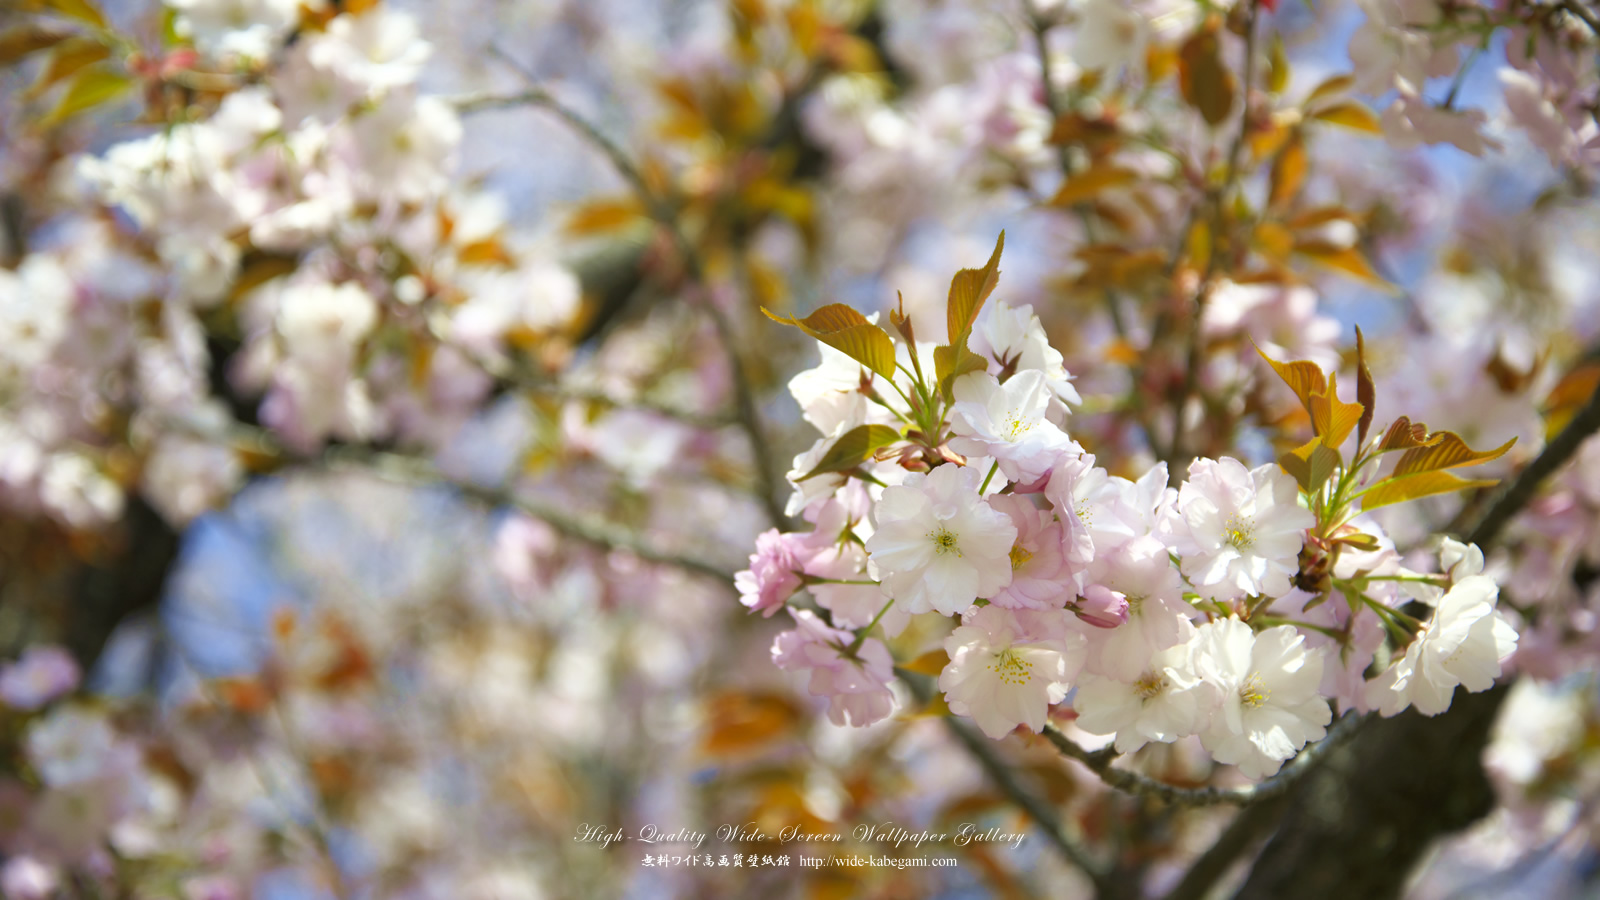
[1,0,579,533]
[743,246,1520,780]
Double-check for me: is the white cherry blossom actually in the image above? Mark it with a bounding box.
[1195,619,1332,779]
[1175,457,1313,601]
[865,464,1017,616]
[940,606,1086,739]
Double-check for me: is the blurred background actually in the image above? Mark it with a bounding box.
[2,0,1600,897]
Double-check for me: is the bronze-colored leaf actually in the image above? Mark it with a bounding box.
[700,690,806,758]
[1268,130,1307,211]
[1049,162,1139,208]
[1304,73,1354,108]
[1378,416,1441,452]
[1308,371,1364,448]
[1355,326,1376,446]
[1293,241,1398,293]
[1255,341,1328,418]
[798,424,903,481]
[1544,362,1600,439]
[900,648,950,676]
[41,0,107,28]
[563,197,644,235]
[946,231,1005,349]
[763,303,897,380]
[0,25,70,66]
[1359,470,1499,512]
[1310,101,1383,134]
[1178,18,1237,128]
[1392,432,1516,477]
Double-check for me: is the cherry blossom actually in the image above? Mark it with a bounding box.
[939,606,1086,739]
[864,464,1017,616]
[1174,457,1314,601]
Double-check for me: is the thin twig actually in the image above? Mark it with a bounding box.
[456,60,790,530]
[322,447,740,584]
[1559,0,1600,36]
[1167,0,1263,467]
[1465,367,1600,548]
[1042,711,1369,808]
[898,670,1111,886]
[166,414,740,584]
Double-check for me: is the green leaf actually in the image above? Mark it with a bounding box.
[1278,436,1340,494]
[41,64,131,126]
[1392,432,1516,478]
[1360,470,1499,511]
[933,344,988,403]
[797,424,903,481]
[27,36,110,98]
[762,303,897,380]
[1355,326,1376,446]
[1267,33,1290,95]
[946,230,1005,349]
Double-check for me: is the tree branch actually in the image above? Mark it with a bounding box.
[455,63,791,530]
[1233,365,1600,900]
[897,670,1111,889]
[1043,711,1368,808]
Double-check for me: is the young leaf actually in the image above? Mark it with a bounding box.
[1355,326,1376,445]
[1311,102,1383,134]
[0,25,70,65]
[1307,372,1364,448]
[1359,470,1499,511]
[40,64,130,126]
[946,231,1005,349]
[900,648,950,676]
[1304,73,1354,108]
[1255,341,1327,418]
[933,344,988,403]
[1391,432,1516,478]
[797,424,902,481]
[1292,241,1398,293]
[762,304,897,380]
[1268,130,1307,211]
[1178,17,1236,127]
[1278,436,1340,493]
[41,0,107,28]
[1267,33,1290,95]
[1378,416,1442,452]
[26,36,110,98]
[1049,162,1139,208]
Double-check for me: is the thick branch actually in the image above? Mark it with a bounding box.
[1232,373,1600,900]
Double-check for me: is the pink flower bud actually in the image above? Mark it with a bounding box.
[1072,585,1129,629]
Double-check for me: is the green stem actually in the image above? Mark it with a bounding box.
[847,598,898,653]
[979,460,1001,494]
